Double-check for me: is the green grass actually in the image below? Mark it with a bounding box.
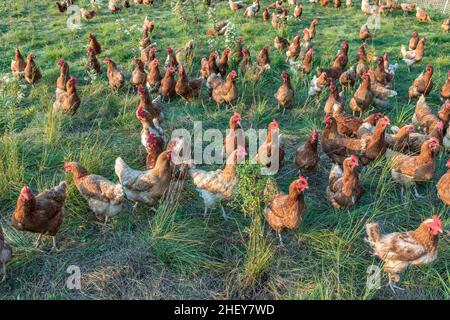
[0,0,449,299]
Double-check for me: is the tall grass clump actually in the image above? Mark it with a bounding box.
[0,133,24,198]
[231,163,275,292]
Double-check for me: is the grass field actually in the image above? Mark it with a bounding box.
[0,0,449,300]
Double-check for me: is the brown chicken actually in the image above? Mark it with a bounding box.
[339,66,356,89]
[321,0,330,7]
[81,7,96,20]
[409,30,419,50]
[224,112,247,158]
[275,71,295,111]
[216,48,231,77]
[24,53,42,84]
[324,81,345,114]
[307,19,318,39]
[115,150,172,211]
[56,0,72,12]
[308,71,330,97]
[408,121,443,154]
[147,58,162,93]
[294,130,319,175]
[141,46,157,64]
[229,0,246,12]
[326,155,363,209]
[400,2,416,13]
[437,159,450,206]
[356,49,368,79]
[412,95,440,131]
[104,58,125,90]
[138,84,164,126]
[401,37,425,67]
[416,7,431,23]
[274,36,290,51]
[175,64,202,101]
[209,70,238,105]
[0,227,12,282]
[56,58,70,91]
[165,47,179,70]
[109,0,121,12]
[385,124,415,152]
[138,113,165,170]
[335,0,341,8]
[301,48,314,75]
[441,70,450,101]
[317,55,345,80]
[257,45,270,67]
[131,58,146,87]
[264,176,309,246]
[87,46,102,75]
[11,48,26,76]
[442,18,450,32]
[65,161,124,224]
[374,56,393,88]
[438,101,450,128]
[53,76,81,115]
[189,147,246,218]
[321,114,347,163]
[159,66,177,99]
[334,111,382,138]
[365,215,443,292]
[201,51,219,79]
[409,64,433,101]
[285,34,301,61]
[385,137,439,197]
[88,33,102,55]
[257,120,285,172]
[350,73,373,116]
[12,182,67,251]
[359,23,372,42]
[294,5,302,19]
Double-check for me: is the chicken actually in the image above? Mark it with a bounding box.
[257,45,270,68]
[12,182,67,251]
[412,95,440,131]
[334,111,382,138]
[356,50,369,79]
[400,2,416,13]
[240,47,270,81]
[0,227,12,282]
[81,7,96,20]
[164,47,179,70]
[326,155,363,209]
[209,70,238,105]
[216,48,231,77]
[401,37,425,67]
[294,5,302,19]
[124,0,130,8]
[334,0,341,8]
[271,12,280,30]
[382,0,401,11]
[408,64,433,101]
[206,21,229,36]
[385,137,439,197]
[336,42,349,69]
[383,53,398,78]
[115,151,172,211]
[88,33,102,55]
[229,0,246,12]
[359,23,372,42]
[11,48,26,77]
[307,19,318,39]
[407,121,443,154]
[275,71,295,111]
[324,81,345,115]
[256,120,285,172]
[190,147,246,218]
[108,0,121,12]
[274,36,290,51]
[299,47,314,75]
[104,58,125,91]
[442,18,450,32]
[141,45,157,63]
[349,73,373,116]
[346,0,352,6]
[159,66,177,99]
[438,101,450,128]
[385,124,414,152]
[224,112,247,158]
[308,72,329,97]
[137,84,164,127]
[262,7,270,21]
[201,51,219,79]
[56,0,72,13]
[136,106,165,169]
[56,58,70,91]
[316,55,345,81]
[373,56,393,88]
[53,76,81,115]
[65,162,124,224]
[175,40,195,67]
[264,176,309,246]
[441,70,450,101]
[24,53,42,84]
[175,64,202,101]
[339,66,356,90]
[409,30,419,50]
[147,58,162,93]
[131,58,147,87]
[365,216,443,292]
[294,130,319,175]
[87,46,102,75]
[437,159,450,206]
[243,0,261,17]
[416,7,431,23]
[285,34,301,61]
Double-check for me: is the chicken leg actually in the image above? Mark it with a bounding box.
[277,233,285,247]
[1,264,6,282]
[34,234,43,248]
[51,236,60,252]
[220,204,229,220]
